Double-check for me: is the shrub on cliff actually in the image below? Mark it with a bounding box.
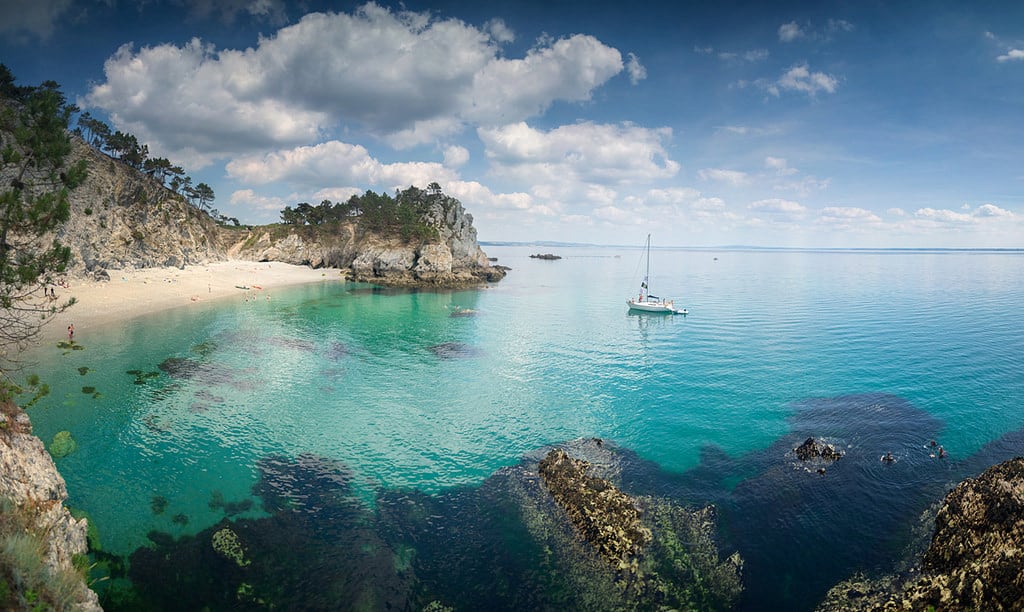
[0,497,90,610]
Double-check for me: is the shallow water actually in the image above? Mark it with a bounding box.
[23,246,1024,609]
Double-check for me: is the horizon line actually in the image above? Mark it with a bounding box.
[480,241,1024,253]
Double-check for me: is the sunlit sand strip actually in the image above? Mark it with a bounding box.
[38,260,346,345]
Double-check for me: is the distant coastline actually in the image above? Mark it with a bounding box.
[483,241,1024,253]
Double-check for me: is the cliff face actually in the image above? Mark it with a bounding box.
[43,139,503,287]
[56,140,225,276]
[0,403,101,611]
[225,195,505,287]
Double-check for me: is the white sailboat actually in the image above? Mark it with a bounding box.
[627,235,687,314]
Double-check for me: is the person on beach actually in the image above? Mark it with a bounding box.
[67,324,74,340]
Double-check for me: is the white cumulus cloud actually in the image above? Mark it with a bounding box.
[84,3,628,164]
[698,168,748,185]
[749,198,807,215]
[462,34,624,124]
[479,121,679,185]
[997,49,1024,62]
[914,207,975,224]
[626,52,647,84]
[443,145,470,168]
[230,188,292,213]
[778,21,804,42]
[485,18,515,43]
[226,140,458,192]
[765,156,798,176]
[819,206,881,224]
[775,63,839,96]
[974,203,1014,217]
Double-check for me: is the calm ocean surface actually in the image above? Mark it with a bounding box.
[24,246,1024,610]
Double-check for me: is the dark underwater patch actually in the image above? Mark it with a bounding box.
[704,393,949,611]
[100,394,994,612]
[427,342,481,359]
[157,357,201,379]
[117,453,413,611]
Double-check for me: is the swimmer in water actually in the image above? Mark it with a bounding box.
[881,451,894,463]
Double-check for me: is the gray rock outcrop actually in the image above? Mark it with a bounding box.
[55,139,225,276]
[227,194,505,287]
[0,402,101,611]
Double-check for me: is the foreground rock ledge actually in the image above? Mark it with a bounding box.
[820,457,1024,611]
[539,447,650,571]
[536,442,744,610]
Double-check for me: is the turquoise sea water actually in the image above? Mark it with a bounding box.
[23,246,1024,610]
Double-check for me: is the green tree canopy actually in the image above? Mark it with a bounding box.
[0,65,84,374]
[193,182,215,211]
[277,185,443,242]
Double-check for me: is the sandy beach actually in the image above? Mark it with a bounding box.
[39,260,346,345]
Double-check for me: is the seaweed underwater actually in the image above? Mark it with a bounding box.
[85,393,1024,611]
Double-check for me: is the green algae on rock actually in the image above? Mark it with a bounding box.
[819,457,1024,611]
[48,430,77,458]
[537,442,744,610]
[539,447,651,571]
[212,527,250,568]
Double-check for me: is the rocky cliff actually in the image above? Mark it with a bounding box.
[55,139,225,277]
[46,138,504,287]
[224,193,505,287]
[0,402,101,611]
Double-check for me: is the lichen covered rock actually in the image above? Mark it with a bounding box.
[819,457,1024,611]
[212,527,251,568]
[794,437,843,462]
[531,441,743,610]
[539,448,651,571]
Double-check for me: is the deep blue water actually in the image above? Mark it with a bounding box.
[23,246,1024,610]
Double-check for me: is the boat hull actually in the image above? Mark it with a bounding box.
[627,299,680,314]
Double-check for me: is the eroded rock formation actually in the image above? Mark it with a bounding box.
[819,457,1024,611]
[0,402,101,611]
[226,194,504,287]
[539,447,651,571]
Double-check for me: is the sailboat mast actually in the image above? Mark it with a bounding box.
[645,234,651,294]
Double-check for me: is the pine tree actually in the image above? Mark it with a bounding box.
[0,65,86,375]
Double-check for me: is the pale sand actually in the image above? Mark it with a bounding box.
[40,260,346,345]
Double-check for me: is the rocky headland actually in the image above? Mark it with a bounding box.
[42,136,504,288]
[224,191,505,287]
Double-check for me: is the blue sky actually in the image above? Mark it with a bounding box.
[2,0,1022,247]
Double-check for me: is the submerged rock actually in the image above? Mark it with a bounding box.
[48,430,78,458]
[538,448,651,571]
[427,342,481,359]
[212,527,250,567]
[794,437,843,462]
[157,356,201,379]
